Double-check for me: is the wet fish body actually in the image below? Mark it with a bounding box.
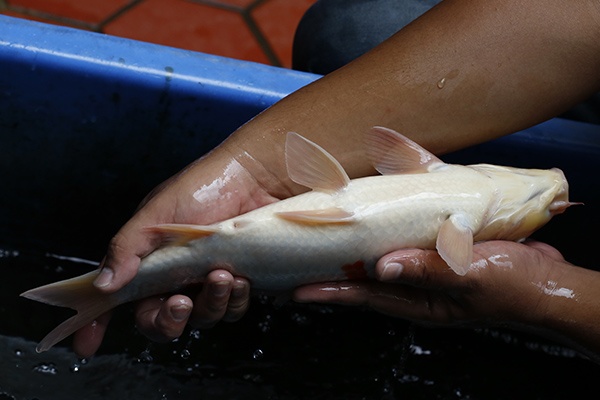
[138,166,499,292]
[21,127,572,352]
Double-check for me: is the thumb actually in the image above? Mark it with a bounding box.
[94,226,157,292]
[376,248,462,289]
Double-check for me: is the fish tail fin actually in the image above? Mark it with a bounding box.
[20,270,117,353]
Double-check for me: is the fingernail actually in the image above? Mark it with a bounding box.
[210,281,230,297]
[230,281,247,298]
[93,267,114,288]
[171,304,192,322]
[380,262,404,281]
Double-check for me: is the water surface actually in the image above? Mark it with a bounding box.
[1,246,597,399]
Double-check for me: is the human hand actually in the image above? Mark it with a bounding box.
[73,149,287,358]
[294,240,568,329]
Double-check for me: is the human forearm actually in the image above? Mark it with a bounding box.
[218,0,600,195]
[532,264,600,362]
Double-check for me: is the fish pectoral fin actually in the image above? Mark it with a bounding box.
[145,223,219,245]
[366,126,445,175]
[285,132,350,193]
[436,215,473,276]
[276,207,355,225]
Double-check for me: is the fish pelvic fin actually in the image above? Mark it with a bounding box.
[436,215,474,276]
[285,132,350,193]
[145,224,219,246]
[20,270,117,353]
[366,126,444,175]
[276,207,355,225]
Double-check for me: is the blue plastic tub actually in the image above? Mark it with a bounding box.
[1,15,600,399]
[0,15,320,257]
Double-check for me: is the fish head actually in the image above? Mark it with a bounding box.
[471,164,572,241]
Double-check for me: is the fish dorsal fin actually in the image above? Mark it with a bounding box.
[286,132,350,193]
[276,207,355,225]
[145,224,218,245]
[366,126,444,175]
[436,215,473,276]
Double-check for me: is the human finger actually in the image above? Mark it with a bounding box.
[522,240,566,262]
[221,277,251,322]
[93,226,159,293]
[188,270,235,329]
[376,248,464,288]
[135,295,193,343]
[72,312,112,358]
[293,281,457,323]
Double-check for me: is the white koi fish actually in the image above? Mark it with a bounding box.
[22,127,572,352]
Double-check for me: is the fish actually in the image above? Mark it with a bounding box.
[21,126,573,353]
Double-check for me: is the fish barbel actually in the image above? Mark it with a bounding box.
[22,127,572,352]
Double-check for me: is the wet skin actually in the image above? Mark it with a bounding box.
[295,240,600,363]
[72,0,600,359]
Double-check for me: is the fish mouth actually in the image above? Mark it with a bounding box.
[548,168,578,216]
[549,201,582,216]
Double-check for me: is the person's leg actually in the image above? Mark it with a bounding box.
[293,0,441,74]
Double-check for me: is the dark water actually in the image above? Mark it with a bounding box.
[1,246,598,400]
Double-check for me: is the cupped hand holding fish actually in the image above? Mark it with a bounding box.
[72,147,285,358]
[295,239,600,362]
[295,240,566,326]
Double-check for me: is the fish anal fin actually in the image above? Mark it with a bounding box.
[286,132,350,193]
[145,224,219,245]
[276,207,355,225]
[436,215,473,276]
[366,126,444,175]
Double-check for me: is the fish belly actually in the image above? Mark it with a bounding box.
[133,168,493,293]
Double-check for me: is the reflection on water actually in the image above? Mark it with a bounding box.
[1,246,598,399]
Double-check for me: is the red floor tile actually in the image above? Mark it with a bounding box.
[252,0,315,68]
[104,0,270,64]
[3,0,314,68]
[0,8,85,29]
[6,0,131,25]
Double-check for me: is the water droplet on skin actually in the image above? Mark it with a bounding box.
[70,363,80,373]
[14,349,23,356]
[437,78,446,89]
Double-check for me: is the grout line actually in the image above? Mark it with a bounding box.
[187,0,246,13]
[4,5,97,31]
[243,0,281,67]
[97,0,146,31]
[182,0,282,67]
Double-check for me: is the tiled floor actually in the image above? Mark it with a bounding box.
[0,0,317,67]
